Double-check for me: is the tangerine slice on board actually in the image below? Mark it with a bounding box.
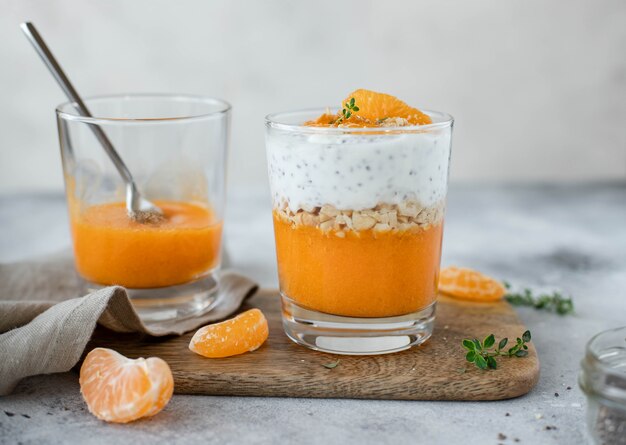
[438,267,506,302]
[79,347,174,423]
[189,308,269,358]
[342,89,432,125]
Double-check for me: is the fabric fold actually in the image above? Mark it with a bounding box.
[0,253,258,395]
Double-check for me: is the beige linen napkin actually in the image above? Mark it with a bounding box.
[0,252,258,395]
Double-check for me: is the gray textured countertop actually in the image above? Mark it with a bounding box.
[1,183,625,445]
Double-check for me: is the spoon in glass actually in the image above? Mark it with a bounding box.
[20,21,163,223]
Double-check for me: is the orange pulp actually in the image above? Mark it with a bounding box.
[71,201,222,288]
[273,212,443,318]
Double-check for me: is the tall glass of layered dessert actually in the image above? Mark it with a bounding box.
[266,90,453,354]
[57,94,230,323]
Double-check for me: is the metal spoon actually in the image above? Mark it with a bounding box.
[20,22,163,222]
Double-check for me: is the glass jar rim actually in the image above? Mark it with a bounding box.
[586,326,626,368]
[56,93,231,125]
[265,107,453,134]
[580,326,626,403]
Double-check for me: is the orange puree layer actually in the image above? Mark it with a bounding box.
[71,201,222,288]
[273,212,443,318]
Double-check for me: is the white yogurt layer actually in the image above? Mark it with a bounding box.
[266,128,452,212]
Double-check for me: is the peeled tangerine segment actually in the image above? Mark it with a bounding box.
[343,89,433,125]
[438,266,506,302]
[189,308,269,358]
[79,347,174,423]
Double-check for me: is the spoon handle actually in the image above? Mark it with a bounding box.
[20,22,135,187]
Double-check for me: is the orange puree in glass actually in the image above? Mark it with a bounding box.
[71,201,222,288]
[273,212,443,318]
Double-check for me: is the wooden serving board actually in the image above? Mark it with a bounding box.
[86,290,540,401]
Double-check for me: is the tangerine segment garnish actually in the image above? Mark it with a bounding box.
[438,267,506,302]
[305,112,337,127]
[304,89,432,127]
[189,308,269,358]
[79,348,174,423]
[344,89,432,125]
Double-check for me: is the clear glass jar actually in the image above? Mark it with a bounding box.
[580,326,626,444]
[56,94,230,323]
[265,108,453,354]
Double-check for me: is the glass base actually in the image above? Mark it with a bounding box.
[84,272,220,325]
[281,294,435,355]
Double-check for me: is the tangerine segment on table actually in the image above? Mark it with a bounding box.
[70,200,222,288]
[305,89,432,127]
[189,308,269,358]
[438,267,506,302]
[79,348,174,424]
[273,213,444,318]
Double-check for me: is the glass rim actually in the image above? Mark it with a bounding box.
[56,93,231,124]
[585,326,626,368]
[580,325,626,401]
[265,107,454,134]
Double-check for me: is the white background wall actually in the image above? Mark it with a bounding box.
[1,0,625,194]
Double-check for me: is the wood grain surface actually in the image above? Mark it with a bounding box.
[86,290,540,401]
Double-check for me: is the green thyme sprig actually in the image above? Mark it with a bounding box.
[462,330,531,370]
[503,282,574,315]
[334,97,359,125]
